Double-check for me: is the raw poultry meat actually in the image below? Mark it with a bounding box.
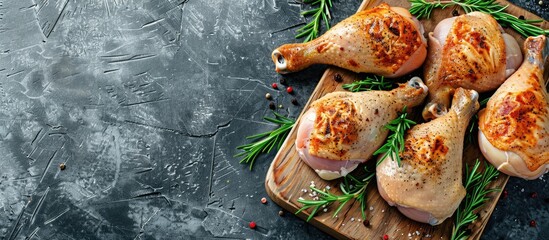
[478,35,549,180]
[377,88,480,225]
[272,3,427,77]
[422,12,522,120]
[296,77,428,180]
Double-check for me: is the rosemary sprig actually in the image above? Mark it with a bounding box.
[296,170,376,221]
[235,112,295,170]
[374,107,416,167]
[409,0,549,38]
[342,76,393,92]
[451,159,500,240]
[296,0,333,42]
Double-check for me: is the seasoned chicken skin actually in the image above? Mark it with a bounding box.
[377,88,480,225]
[272,3,427,77]
[296,77,428,180]
[422,12,522,120]
[478,35,549,180]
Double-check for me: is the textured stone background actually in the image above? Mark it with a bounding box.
[0,0,546,239]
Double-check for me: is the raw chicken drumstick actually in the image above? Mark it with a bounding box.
[272,3,427,78]
[422,12,522,120]
[296,77,428,180]
[478,35,549,180]
[377,88,480,225]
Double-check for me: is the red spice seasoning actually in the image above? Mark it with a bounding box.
[502,189,508,199]
[271,83,278,89]
[249,221,257,229]
[286,86,293,94]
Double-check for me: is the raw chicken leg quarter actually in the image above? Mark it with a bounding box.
[296,77,428,180]
[422,12,522,120]
[377,88,480,225]
[478,35,549,180]
[272,3,427,78]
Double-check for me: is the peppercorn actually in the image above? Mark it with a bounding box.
[363,219,371,228]
[278,104,283,109]
[249,221,257,229]
[280,78,287,85]
[530,192,538,198]
[278,210,284,216]
[271,83,278,89]
[261,197,267,204]
[265,93,272,100]
[530,220,536,227]
[286,86,293,94]
[452,9,459,16]
[334,73,343,82]
[518,15,525,20]
[383,234,389,240]
[59,163,66,170]
[291,98,298,105]
[269,102,276,110]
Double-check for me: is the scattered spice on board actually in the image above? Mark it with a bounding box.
[59,163,66,170]
[249,221,257,229]
[271,83,278,89]
[334,73,343,82]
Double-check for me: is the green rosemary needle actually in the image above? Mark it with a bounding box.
[296,0,333,42]
[374,107,416,167]
[409,0,549,38]
[451,159,500,240]
[342,76,393,92]
[296,170,375,221]
[235,112,295,170]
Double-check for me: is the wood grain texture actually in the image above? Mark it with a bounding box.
[265,1,548,239]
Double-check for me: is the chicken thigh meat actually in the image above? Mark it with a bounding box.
[296,77,428,180]
[272,3,427,77]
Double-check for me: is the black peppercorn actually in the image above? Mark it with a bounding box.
[291,98,298,105]
[334,73,343,82]
[269,102,276,110]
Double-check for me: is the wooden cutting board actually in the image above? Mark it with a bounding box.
[265,0,549,239]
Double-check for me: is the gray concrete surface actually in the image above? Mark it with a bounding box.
[0,0,546,239]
